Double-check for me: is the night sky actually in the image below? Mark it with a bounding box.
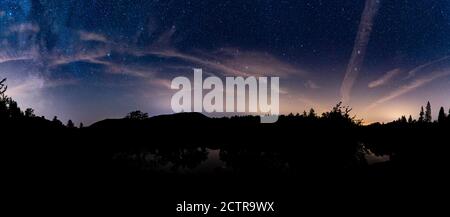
[1,0,449,125]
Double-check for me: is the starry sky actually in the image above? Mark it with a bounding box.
[1,0,450,125]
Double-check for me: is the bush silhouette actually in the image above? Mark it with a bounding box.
[125,110,149,120]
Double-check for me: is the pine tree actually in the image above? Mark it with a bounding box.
[7,98,23,118]
[67,120,75,128]
[79,122,84,128]
[408,115,413,124]
[52,116,63,126]
[308,108,316,118]
[400,115,407,123]
[0,78,7,119]
[438,107,446,124]
[418,106,424,122]
[0,100,6,119]
[0,95,7,120]
[425,101,432,123]
[0,78,6,97]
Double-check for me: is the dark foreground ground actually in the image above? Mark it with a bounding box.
[3,113,450,216]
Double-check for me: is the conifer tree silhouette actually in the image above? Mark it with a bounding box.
[308,108,316,118]
[52,116,63,126]
[418,106,425,122]
[400,116,407,123]
[438,107,446,124]
[0,78,6,97]
[7,98,22,118]
[425,101,432,123]
[67,120,75,128]
[0,78,7,119]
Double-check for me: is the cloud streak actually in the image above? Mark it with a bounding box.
[7,76,77,97]
[0,48,38,64]
[78,31,109,43]
[13,25,306,83]
[304,80,320,89]
[7,23,40,34]
[405,56,450,79]
[367,70,450,110]
[340,0,381,104]
[368,68,401,88]
[149,48,304,78]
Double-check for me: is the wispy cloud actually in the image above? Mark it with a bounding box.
[150,26,176,50]
[97,60,158,78]
[0,25,307,94]
[340,0,381,103]
[405,56,450,79]
[367,70,450,110]
[0,47,38,64]
[8,76,45,96]
[37,26,307,82]
[149,48,304,78]
[7,76,77,97]
[49,47,110,67]
[78,31,109,43]
[368,68,401,88]
[148,78,172,89]
[304,80,320,89]
[7,23,40,34]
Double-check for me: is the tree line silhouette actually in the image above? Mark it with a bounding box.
[3,76,450,215]
[1,78,82,128]
[1,76,450,177]
[392,101,450,125]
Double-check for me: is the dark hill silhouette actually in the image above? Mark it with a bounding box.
[149,112,210,122]
[90,112,210,129]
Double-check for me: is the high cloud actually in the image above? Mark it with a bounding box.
[340,0,381,104]
[7,23,40,34]
[368,68,402,88]
[405,56,450,79]
[78,31,109,43]
[147,47,305,78]
[304,80,320,89]
[367,70,450,110]
[0,48,38,64]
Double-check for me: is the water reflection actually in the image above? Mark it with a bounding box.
[112,147,227,173]
[111,144,381,174]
